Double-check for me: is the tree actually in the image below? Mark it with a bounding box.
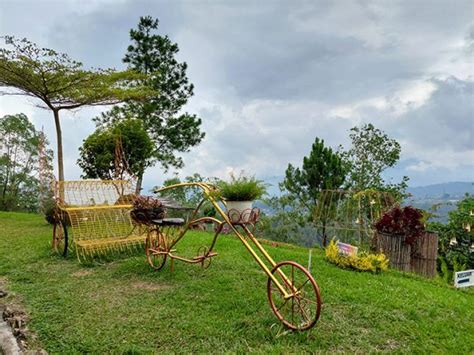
[78,119,154,181]
[342,123,408,195]
[282,138,347,246]
[94,16,205,192]
[0,113,53,211]
[283,138,347,211]
[0,36,152,182]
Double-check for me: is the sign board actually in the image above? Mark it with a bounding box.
[455,270,474,288]
[337,242,358,257]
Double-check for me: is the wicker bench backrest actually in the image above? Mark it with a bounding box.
[54,180,136,208]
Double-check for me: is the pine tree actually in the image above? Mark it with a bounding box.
[282,138,347,246]
[95,16,205,192]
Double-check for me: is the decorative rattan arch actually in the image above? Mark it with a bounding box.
[313,189,396,248]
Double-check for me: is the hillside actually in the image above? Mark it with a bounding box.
[0,212,473,353]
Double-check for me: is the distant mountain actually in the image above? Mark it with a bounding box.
[260,179,472,223]
[405,182,472,223]
[407,182,473,199]
[261,178,473,199]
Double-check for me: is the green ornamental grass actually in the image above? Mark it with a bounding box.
[218,174,267,201]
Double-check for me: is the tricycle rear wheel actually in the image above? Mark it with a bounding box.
[146,229,168,270]
[52,220,68,257]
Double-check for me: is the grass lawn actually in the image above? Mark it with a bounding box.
[0,211,473,353]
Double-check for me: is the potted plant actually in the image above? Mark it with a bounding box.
[374,205,425,271]
[217,174,267,223]
[130,195,166,224]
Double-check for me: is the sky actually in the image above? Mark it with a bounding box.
[0,0,473,192]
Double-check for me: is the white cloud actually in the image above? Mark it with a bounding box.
[1,0,472,189]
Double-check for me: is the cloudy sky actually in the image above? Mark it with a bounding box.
[1,0,473,191]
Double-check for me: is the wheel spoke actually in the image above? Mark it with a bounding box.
[146,229,167,270]
[296,278,310,293]
[298,296,319,305]
[277,300,288,312]
[294,296,311,324]
[291,292,295,324]
[276,297,289,313]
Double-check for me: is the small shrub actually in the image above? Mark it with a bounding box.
[44,200,57,225]
[375,205,425,245]
[217,173,267,201]
[325,240,388,273]
[43,198,71,226]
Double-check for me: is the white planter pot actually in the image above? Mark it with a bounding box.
[226,200,253,223]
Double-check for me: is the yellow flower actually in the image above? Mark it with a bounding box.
[325,239,388,273]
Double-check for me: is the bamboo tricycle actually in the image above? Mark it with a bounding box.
[148,182,322,331]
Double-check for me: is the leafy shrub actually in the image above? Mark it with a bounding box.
[375,205,424,245]
[429,196,473,282]
[217,174,267,201]
[325,240,388,273]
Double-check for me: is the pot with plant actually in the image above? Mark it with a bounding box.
[374,205,425,271]
[130,195,166,225]
[217,174,266,224]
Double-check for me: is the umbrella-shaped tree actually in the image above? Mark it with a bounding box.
[0,36,153,182]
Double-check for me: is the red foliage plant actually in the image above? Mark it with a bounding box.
[374,206,425,245]
[133,195,163,210]
[131,195,165,224]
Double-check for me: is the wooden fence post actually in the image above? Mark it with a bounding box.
[410,232,438,278]
[375,232,411,271]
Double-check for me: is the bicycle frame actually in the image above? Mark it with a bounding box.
[156,182,294,299]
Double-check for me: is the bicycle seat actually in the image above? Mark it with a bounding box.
[150,218,186,226]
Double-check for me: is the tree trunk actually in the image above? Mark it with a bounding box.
[1,142,12,206]
[53,109,64,182]
[135,171,143,195]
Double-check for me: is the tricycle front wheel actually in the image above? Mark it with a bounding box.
[267,261,321,331]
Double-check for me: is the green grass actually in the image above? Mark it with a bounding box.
[0,211,473,353]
